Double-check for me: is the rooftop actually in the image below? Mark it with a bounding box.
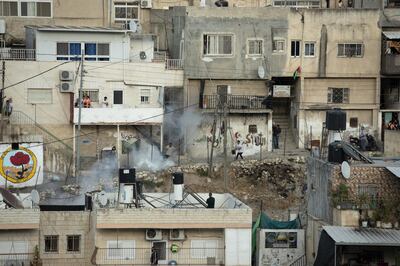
[25,25,127,33]
[323,226,400,246]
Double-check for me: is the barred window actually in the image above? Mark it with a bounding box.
[83,90,99,102]
[67,235,80,252]
[357,184,378,198]
[338,43,363,57]
[44,235,58,253]
[247,39,263,56]
[327,88,349,103]
[273,39,285,53]
[203,34,233,56]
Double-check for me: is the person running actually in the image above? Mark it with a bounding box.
[235,140,244,160]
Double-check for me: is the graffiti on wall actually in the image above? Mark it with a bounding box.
[0,143,43,187]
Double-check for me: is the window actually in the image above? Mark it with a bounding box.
[291,40,301,57]
[273,39,285,53]
[273,0,320,7]
[327,88,349,104]
[190,240,218,259]
[107,240,135,260]
[350,117,358,128]
[67,235,80,252]
[0,1,18,16]
[304,42,315,57]
[44,235,58,253]
[83,90,99,102]
[114,1,139,23]
[247,39,263,57]
[203,34,233,56]
[21,1,51,17]
[140,89,150,104]
[249,125,257,133]
[357,184,378,199]
[57,42,110,61]
[27,88,52,104]
[337,43,363,57]
[113,90,123,104]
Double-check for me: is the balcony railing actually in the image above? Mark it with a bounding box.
[95,247,225,265]
[202,95,268,110]
[289,255,306,266]
[0,253,34,265]
[153,51,167,62]
[166,59,183,70]
[0,48,36,61]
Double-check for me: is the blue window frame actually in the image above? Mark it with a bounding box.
[56,42,109,61]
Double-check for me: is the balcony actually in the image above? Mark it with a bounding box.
[73,107,163,125]
[202,95,271,113]
[166,59,183,70]
[0,253,34,265]
[0,48,36,61]
[381,54,400,75]
[95,247,225,265]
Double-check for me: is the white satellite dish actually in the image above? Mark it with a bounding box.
[258,65,265,79]
[98,191,108,207]
[341,161,351,179]
[30,189,40,205]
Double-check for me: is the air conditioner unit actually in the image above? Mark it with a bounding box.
[126,19,141,33]
[169,229,185,240]
[146,229,162,240]
[59,70,74,81]
[60,81,74,93]
[141,0,152,8]
[139,51,147,60]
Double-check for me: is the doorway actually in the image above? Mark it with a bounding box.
[152,241,168,264]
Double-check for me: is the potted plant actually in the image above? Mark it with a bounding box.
[381,199,394,229]
[331,183,350,209]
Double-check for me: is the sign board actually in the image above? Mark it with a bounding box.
[273,85,291,98]
[0,143,43,188]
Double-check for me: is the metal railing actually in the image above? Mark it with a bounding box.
[381,54,400,75]
[0,48,36,61]
[95,247,225,265]
[289,255,306,266]
[0,253,34,265]
[202,95,268,110]
[153,51,167,62]
[166,59,183,70]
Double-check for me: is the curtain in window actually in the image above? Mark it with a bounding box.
[21,2,36,16]
[0,1,18,16]
[69,43,81,55]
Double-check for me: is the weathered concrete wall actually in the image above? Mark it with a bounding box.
[384,130,400,156]
[40,211,93,266]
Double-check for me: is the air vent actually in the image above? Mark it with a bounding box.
[146,229,162,240]
[60,81,74,93]
[169,229,185,240]
[59,70,74,81]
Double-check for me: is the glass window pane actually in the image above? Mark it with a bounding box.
[37,2,51,17]
[21,2,36,16]
[1,1,18,16]
[85,43,96,55]
[69,43,81,56]
[115,7,126,19]
[98,43,109,55]
[57,43,68,55]
[126,6,138,19]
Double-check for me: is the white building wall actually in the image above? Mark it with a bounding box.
[130,36,155,62]
[224,228,251,266]
[35,31,130,62]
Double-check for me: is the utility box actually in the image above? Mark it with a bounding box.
[257,229,305,266]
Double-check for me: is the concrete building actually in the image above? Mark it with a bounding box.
[0,191,252,266]
[306,156,400,265]
[164,7,381,159]
[2,26,183,176]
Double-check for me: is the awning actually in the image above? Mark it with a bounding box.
[386,166,400,178]
[383,31,400,39]
[323,226,400,246]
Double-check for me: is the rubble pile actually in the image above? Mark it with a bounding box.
[231,157,306,199]
[61,184,80,195]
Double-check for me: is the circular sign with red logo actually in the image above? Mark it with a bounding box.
[0,146,37,183]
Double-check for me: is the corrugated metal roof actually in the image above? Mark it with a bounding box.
[386,166,400,178]
[323,226,400,246]
[383,31,400,39]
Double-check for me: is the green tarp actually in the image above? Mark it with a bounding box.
[251,212,300,254]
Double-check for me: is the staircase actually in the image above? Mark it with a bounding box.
[272,114,298,153]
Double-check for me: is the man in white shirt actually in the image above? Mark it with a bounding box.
[235,140,244,160]
[102,96,109,108]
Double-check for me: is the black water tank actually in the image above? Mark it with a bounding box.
[172,172,184,185]
[119,168,136,183]
[328,141,344,163]
[326,109,346,131]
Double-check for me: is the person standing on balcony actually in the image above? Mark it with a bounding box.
[102,96,109,108]
[83,95,91,108]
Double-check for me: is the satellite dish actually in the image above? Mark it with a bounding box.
[98,191,108,207]
[341,161,351,179]
[30,189,40,205]
[258,65,265,79]
[0,187,24,209]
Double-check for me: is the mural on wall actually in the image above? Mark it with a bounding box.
[0,143,43,187]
